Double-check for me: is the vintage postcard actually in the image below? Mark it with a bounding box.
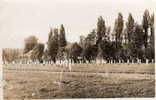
[0,0,155,100]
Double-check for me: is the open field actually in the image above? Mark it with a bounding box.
[3,63,155,99]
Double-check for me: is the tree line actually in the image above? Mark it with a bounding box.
[2,10,155,64]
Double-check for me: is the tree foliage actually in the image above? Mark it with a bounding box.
[114,13,124,44]
[126,13,134,43]
[130,24,145,59]
[59,24,67,47]
[31,43,44,62]
[19,10,155,64]
[24,36,38,54]
[142,9,150,48]
[47,28,59,63]
[97,16,106,41]
[70,42,83,63]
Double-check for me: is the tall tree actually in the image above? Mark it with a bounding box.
[145,13,155,61]
[126,13,134,43]
[149,13,154,47]
[48,28,53,42]
[97,16,106,42]
[114,13,124,45]
[96,16,107,60]
[142,9,150,48]
[131,24,145,60]
[47,28,59,63]
[59,24,67,47]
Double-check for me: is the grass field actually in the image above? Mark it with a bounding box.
[3,63,155,99]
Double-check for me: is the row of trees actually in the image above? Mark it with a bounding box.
[23,9,154,63]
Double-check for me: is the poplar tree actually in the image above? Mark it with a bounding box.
[97,16,106,41]
[126,13,134,43]
[142,9,150,48]
[59,24,67,47]
[47,28,59,63]
[114,13,124,44]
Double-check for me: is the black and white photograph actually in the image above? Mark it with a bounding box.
[0,0,155,99]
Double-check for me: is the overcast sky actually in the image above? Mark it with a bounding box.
[0,0,155,48]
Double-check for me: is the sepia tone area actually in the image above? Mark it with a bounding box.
[3,64,155,99]
[1,1,155,99]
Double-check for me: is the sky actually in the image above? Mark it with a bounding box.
[0,0,155,48]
